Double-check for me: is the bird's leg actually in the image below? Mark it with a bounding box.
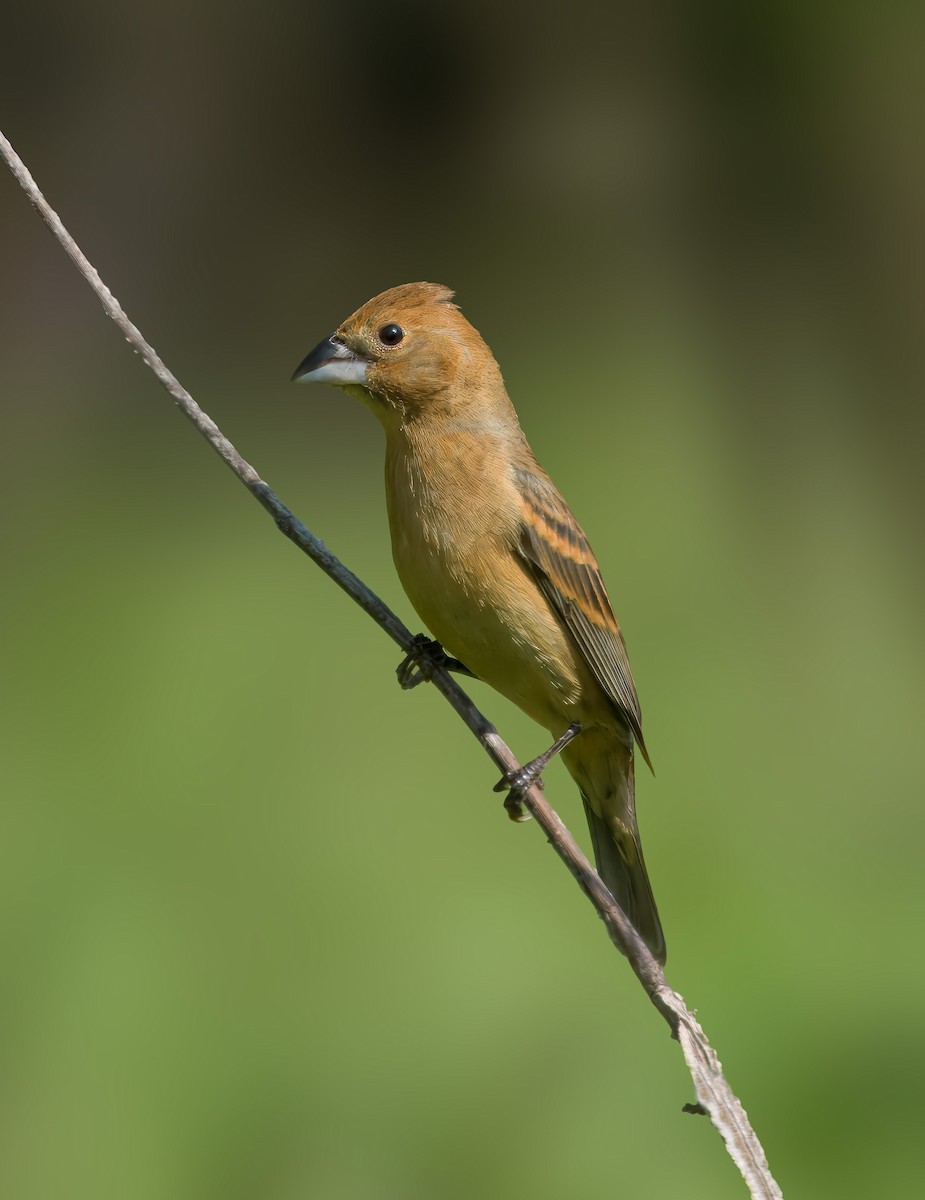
[396,634,475,690]
[494,722,583,820]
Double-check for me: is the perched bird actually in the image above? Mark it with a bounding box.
[293,283,665,963]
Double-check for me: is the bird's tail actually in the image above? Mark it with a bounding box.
[580,762,666,964]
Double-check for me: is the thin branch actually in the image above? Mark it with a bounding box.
[0,128,783,1200]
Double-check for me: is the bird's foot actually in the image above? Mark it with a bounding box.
[396,635,442,689]
[495,762,544,823]
[396,635,474,690]
[493,723,583,821]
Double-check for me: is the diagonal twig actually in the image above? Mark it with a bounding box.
[0,128,783,1200]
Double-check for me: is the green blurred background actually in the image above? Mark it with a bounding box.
[2,3,923,1197]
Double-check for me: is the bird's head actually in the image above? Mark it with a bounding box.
[292,282,508,426]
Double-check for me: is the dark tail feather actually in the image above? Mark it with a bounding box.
[582,793,666,965]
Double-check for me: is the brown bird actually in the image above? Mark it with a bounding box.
[293,283,665,963]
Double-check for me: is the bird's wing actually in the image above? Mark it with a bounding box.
[514,466,650,766]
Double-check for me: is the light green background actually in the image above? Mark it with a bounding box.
[2,5,923,1197]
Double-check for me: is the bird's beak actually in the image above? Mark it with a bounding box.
[291,334,370,387]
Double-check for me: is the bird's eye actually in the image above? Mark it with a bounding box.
[378,323,404,347]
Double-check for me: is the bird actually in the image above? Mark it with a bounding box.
[292,282,665,963]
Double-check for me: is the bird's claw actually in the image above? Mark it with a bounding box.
[493,764,546,795]
[397,635,475,690]
[492,722,583,823]
[503,793,533,822]
[396,635,443,690]
[493,762,545,823]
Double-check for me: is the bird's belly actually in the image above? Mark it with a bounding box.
[393,532,585,733]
